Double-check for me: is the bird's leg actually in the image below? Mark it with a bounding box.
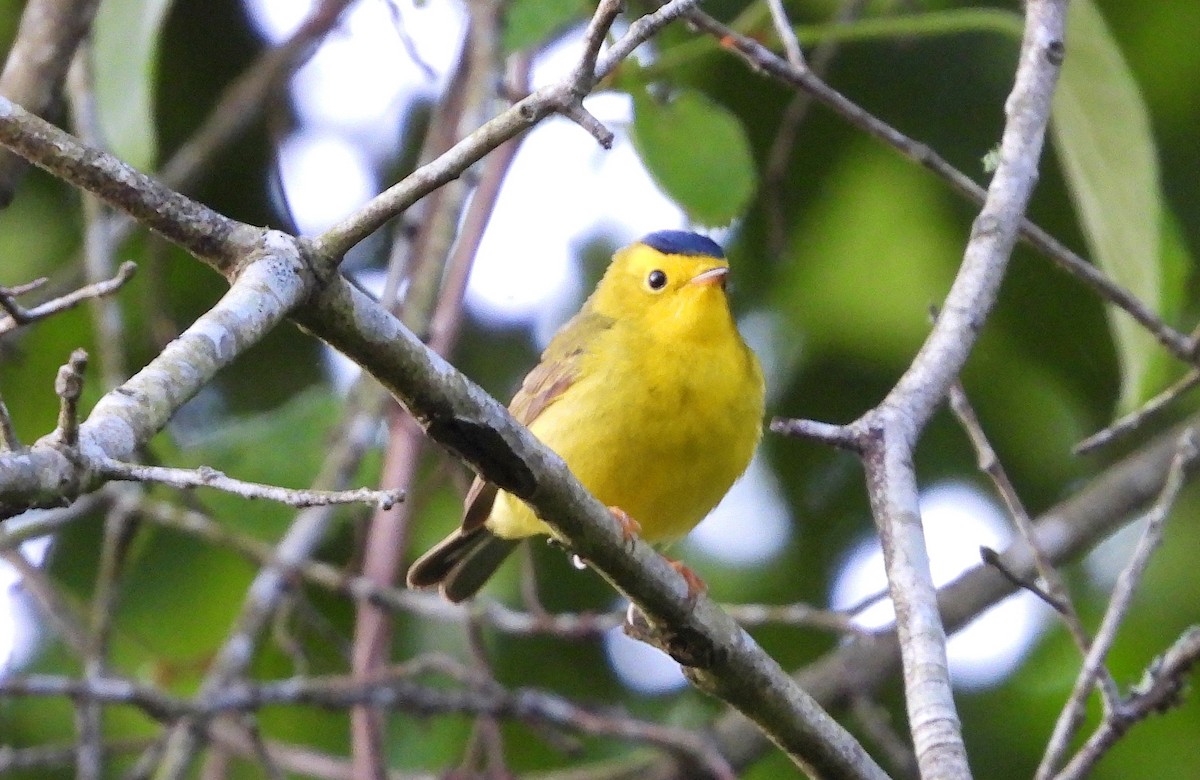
[665,557,708,602]
[607,506,642,550]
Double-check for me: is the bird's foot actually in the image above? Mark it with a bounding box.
[608,506,642,549]
[666,558,708,603]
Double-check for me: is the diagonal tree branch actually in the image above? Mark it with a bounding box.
[0,0,101,205]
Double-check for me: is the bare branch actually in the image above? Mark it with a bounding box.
[949,380,1118,703]
[0,0,102,204]
[770,417,862,452]
[687,12,1194,367]
[313,0,703,259]
[1054,626,1200,780]
[1,667,737,777]
[0,738,152,775]
[0,391,17,451]
[1037,428,1200,779]
[1075,368,1200,455]
[0,237,310,519]
[763,0,871,259]
[67,47,129,389]
[0,548,88,656]
[769,2,1073,775]
[156,0,356,194]
[294,272,890,778]
[0,96,256,268]
[350,6,507,772]
[681,416,1200,779]
[93,458,402,509]
[0,261,136,336]
[77,494,140,780]
[850,696,918,780]
[766,0,806,68]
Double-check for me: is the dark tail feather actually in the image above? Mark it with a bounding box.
[407,527,519,603]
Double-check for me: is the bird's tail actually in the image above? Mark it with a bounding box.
[406,526,519,603]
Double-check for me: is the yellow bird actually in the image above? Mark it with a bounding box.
[407,231,765,602]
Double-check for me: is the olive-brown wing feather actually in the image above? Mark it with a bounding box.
[460,309,613,532]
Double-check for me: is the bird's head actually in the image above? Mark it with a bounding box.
[592,230,735,341]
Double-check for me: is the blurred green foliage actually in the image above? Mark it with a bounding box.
[1,0,1198,778]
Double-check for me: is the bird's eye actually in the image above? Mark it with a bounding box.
[646,269,668,291]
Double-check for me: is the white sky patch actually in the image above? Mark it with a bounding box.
[1084,515,1145,591]
[277,131,378,235]
[465,94,686,331]
[474,31,688,330]
[830,482,1048,689]
[604,605,688,694]
[0,526,54,676]
[289,0,464,155]
[243,0,316,41]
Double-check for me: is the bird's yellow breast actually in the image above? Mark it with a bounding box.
[486,291,764,544]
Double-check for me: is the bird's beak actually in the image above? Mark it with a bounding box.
[688,266,729,289]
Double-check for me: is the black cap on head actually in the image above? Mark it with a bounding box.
[639,230,725,259]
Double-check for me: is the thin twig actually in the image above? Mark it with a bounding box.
[0,261,136,336]
[133,494,863,640]
[850,696,919,780]
[0,548,89,656]
[769,417,863,452]
[0,391,17,451]
[1075,368,1200,455]
[1,669,738,778]
[949,379,1119,704]
[313,0,703,259]
[0,738,153,774]
[688,11,1195,366]
[763,0,870,259]
[350,4,504,773]
[979,546,1060,611]
[151,392,397,780]
[93,458,403,509]
[0,0,102,204]
[766,0,806,67]
[1053,626,1200,780]
[764,1,1071,776]
[68,44,128,389]
[77,492,140,780]
[0,95,257,269]
[1037,428,1200,779]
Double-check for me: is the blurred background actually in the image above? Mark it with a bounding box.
[0,0,1198,777]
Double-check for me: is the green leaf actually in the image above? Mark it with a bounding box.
[1051,0,1165,409]
[630,87,757,227]
[92,0,174,170]
[502,0,589,54]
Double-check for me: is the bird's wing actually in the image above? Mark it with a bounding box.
[461,309,614,532]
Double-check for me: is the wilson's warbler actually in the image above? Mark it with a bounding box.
[407,230,765,602]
